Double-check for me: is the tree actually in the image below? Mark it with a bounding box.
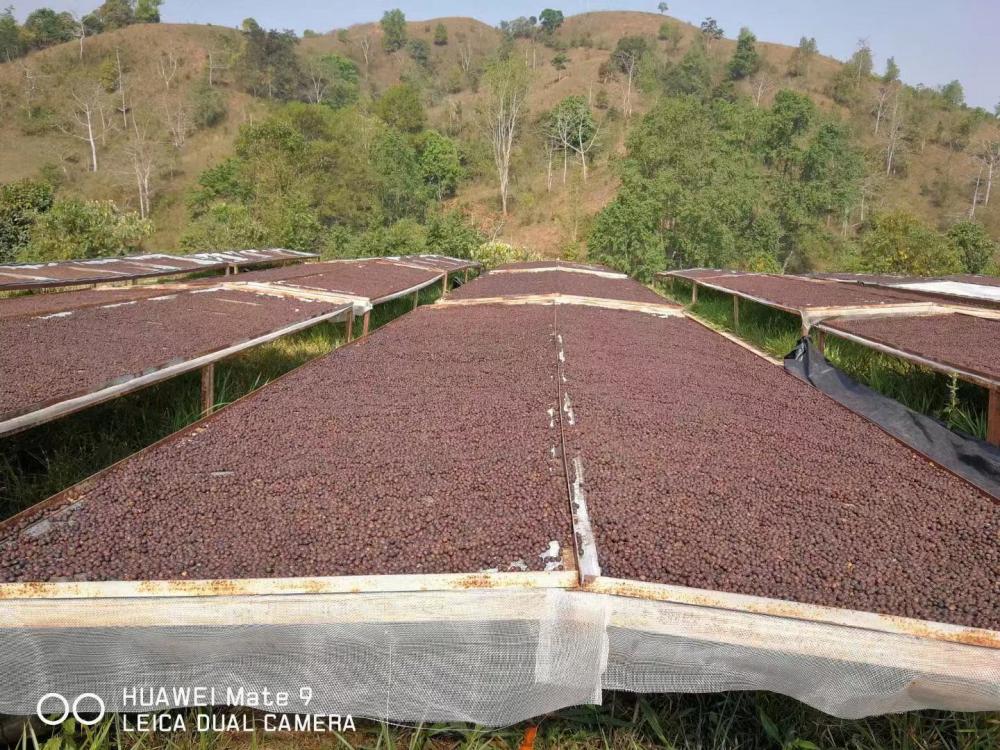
[611,36,649,118]
[434,23,448,46]
[236,25,303,100]
[787,36,816,77]
[134,0,162,23]
[22,8,75,48]
[407,38,430,68]
[858,211,962,275]
[417,131,463,199]
[728,27,760,80]
[0,7,22,61]
[546,96,599,182]
[22,199,152,261]
[657,2,669,13]
[302,54,359,108]
[947,221,996,274]
[538,9,564,35]
[381,9,407,53]
[883,56,899,84]
[657,21,681,52]
[480,56,530,215]
[94,0,135,30]
[59,81,107,172]
[699,18,723,48]
[940,79,965,109]
[662,42,711,99]
[0,179,54,263]
[551,51,568,80]
[375,83,425,133]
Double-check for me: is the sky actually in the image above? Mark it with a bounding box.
[10,0,999,110]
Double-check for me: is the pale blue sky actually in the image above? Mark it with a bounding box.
[9,0,998,109]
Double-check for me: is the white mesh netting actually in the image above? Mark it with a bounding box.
[1,588,998,723]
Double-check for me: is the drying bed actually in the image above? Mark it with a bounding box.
[0,249,316,292]
[0,286,172,320]
[262,259,445,303]
[0,288,342,423]
[822,313,1000,386]
[452,266,666,305]
[696,273,925,310]
[556,306,1000,631]
[0,305,573,582]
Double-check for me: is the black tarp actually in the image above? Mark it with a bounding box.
[784,337,1000,500]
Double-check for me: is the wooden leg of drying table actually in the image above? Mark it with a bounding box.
[361,310,370,338]
[816,329,826,355]
[200,363,215,415]
[345,310,355,343]
[441,274,449,296]
[732,297,739,329]
[988,388,1000,447]
[691,284,698,304]
[464,269,469,283]
[412,291,419,310]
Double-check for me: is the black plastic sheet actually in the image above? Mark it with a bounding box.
[784,337,1000,500]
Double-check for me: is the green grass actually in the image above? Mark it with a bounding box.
[657,280,989,439]
[0,275,455,520]
[11,692,1000,750]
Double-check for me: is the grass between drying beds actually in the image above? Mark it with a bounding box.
[10,692,1000,750]
[0,277,452,520]
[656,280,988,440]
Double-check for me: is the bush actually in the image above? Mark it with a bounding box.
[947,221,997,274]
[23,199,152,261]
[191,79,227,129]
[0,179,54,263]
[375,84,426,133]
[859,211,963,276]
[472,241,539,269]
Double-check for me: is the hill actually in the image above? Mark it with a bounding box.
[0,10,997,266]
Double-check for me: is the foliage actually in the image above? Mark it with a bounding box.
[590,93,870,277]
[472,240,538,268]
[657,20,681,51]
[22,8,75,48]
[0,179,54,263]
[381,9,407,53]
[551,51,568,73]
[433,23,448,46]
[787,36,817,77]
[134,0,162,23]
[947,221,997,274]
[375,83,426,133]
[538,9,565,35]
[699,17,724,44]
[546,95,598,157]
[728,27,761,80]
[425,211,482,258]
[883,56,900,84]
[0,7,23,60]
[417,130,463,199]
[661,42,712,98]
[407,38,430,68]
[858,211,963,275]
[190,78,227,129]
[306,54,360,109]
[499,16,538,40]
[939,79,965,109]
[179,201,267,250]
[22,198,151,261]
[612,35,650,75]
[236,23,302,100]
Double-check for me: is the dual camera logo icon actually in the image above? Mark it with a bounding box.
[36,693,106,726]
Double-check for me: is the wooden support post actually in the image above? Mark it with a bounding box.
[441,273,449,297]
[412,291,419,310]
[816,330,826,355]
[988,388,1000,447]
[345,310,355,343]
[361,310,370,338]
[732,296,739,329]
[691,283,698,305]
[464,269,469,283]
[200,363,214,415]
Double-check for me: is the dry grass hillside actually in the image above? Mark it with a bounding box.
[1,11,997,254]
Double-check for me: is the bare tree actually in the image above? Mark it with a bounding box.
[568,116,600,182]
[969,160,983,219]
[126,115,158,219]
[207,51,229,87]
[884,88,904,176]
[303,57,330,104]
[114,48,129,128]
[873,85,891,134]
[161,96,191,149]
[458,38,473,74]
[17,60,42,119]
[71,13,87,61]
[749,72,772,107]
[158,49,180,91]
[973,140,999,208]
[480,57,530,215]
[359,34,373,74]
[60,83,105,172]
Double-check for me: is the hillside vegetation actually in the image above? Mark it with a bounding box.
[0,5,997,275]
